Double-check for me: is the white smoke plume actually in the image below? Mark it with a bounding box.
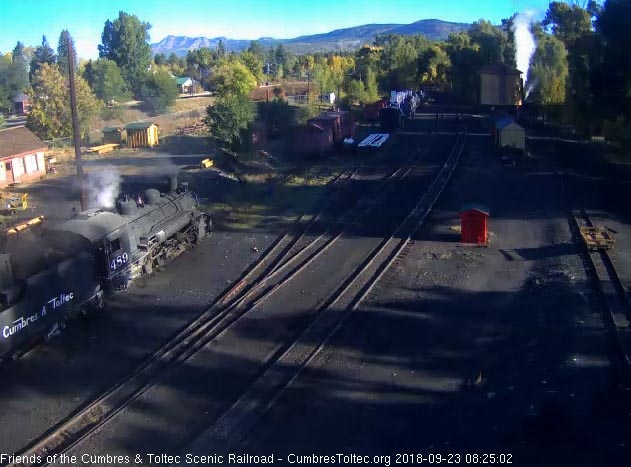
[513,11,536,90]
[86,167,122,209]
[524,77,540,101]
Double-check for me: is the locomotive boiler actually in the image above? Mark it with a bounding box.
[0,175,211,360]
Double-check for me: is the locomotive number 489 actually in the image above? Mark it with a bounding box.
[110,253,129,271]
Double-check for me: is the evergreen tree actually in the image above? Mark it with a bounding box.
[57,30,77,77]
[217,39,226,58]
[30,36,57,81]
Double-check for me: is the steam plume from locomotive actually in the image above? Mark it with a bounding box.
[86,167,122,209]
[513,11,536,94]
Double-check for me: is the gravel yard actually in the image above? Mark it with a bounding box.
[239,134,631,466]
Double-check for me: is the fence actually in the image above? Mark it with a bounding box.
[285,94,309,104]
[43,136,73,151]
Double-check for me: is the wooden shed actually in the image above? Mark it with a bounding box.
[125,122,159,148]
[102,126,125,145]
[460,204,490,245]
[495,117,525,151]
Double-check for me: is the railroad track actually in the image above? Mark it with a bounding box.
[5,169,355,467]
[571,207,631,371]
[7,130,439,467]
[178,130,469,458]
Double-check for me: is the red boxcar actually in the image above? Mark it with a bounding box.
[364,99,387,121]
[309,110,355,144]
[292,123,334,156]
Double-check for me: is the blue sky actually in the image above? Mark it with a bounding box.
[0,0,555,59]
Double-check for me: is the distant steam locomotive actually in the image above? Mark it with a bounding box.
[0,175,211,361]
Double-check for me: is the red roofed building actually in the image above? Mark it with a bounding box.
[0,126,48,187]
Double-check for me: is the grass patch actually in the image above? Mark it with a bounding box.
[172,96,215,113]
[207,165,344,232]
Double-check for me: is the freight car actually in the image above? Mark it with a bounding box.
[0,175,211,361]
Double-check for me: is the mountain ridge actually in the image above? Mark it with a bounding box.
[151,19,471,56]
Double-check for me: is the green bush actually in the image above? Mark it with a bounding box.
[258,99,295,138]
[205,94,256,151]
[295,103,321,125]
[140,69,178,115]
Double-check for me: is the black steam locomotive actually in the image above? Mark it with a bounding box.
[0,176,211,361]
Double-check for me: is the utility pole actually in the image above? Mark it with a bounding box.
[67,34,86,210]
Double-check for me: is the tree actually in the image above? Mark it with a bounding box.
[210,59,257,97]
[419,45,451,87]
[528,33,569,105]
[378,35,426,90]
[258,99,294,138]
[30,36,56,81]
[247,40,265,60]
[99,11,152,94]
[217,39,226,58]
[139,68,178,114]
[154,53,166,66]
[0,42,30,107]
[11,42,29,91]
[0,55,11,110]
[0,55,13,110]
[27,63,101,139]
[543,1,602,132]
[312,59,332,96]
[240,51,264,84]
[543,2,595,48]
[446,32,483,103]
[468,20,515,67]
[86,58,130,103]
[57,30,77,77]
[596,0,631,118]
[205,93,256,150]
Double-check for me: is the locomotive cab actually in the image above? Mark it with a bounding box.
[99,232,133,291]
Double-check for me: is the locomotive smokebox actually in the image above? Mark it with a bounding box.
[169,174,178,193]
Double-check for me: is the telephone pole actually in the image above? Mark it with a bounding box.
[67,34,86,210]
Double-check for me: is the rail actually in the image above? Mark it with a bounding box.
[178,131,468,457]
[571,207,631,372]
[8,123,445,467]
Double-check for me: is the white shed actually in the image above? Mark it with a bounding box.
[496,118,525,151]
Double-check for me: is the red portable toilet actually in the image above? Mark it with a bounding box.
[460,204,490,244]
